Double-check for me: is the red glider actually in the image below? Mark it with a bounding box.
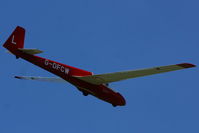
[3,26,196,107]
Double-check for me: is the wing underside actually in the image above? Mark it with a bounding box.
[14,63,195,85]
[15,76,66,83]
[75,63,196,85]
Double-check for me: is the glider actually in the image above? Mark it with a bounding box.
[3,26,196,107]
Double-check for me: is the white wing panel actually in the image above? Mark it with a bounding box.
[75,63,195,85]
[15,76,66,83]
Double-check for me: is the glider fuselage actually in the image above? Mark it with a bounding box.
[4,26,196,107]
[6,45,126,106]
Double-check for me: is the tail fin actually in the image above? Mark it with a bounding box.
[3,26,25,50]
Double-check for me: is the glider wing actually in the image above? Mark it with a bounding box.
[75,63,196,85]
[15,76,66,83]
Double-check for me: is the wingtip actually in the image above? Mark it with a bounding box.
[14,76,21,79]
[177,63,196,68]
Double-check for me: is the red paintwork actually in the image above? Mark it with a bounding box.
[5,26,25,49]
[3,26,126,107]
[177,63,196,68]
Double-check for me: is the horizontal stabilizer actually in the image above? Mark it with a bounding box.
[75,63,196,85]
[18,48,43,55]
[15,76,66,83]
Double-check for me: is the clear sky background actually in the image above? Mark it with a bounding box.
[0,0,198,133]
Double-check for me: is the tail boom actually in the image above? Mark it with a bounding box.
[2,26,93,79]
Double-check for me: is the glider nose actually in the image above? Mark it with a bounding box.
[117,93,126,106]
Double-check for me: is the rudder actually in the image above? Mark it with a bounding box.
[3,26,25,50]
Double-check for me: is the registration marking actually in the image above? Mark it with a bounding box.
[44,59,69,74]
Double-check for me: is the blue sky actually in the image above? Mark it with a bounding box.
[0,0,198,133]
